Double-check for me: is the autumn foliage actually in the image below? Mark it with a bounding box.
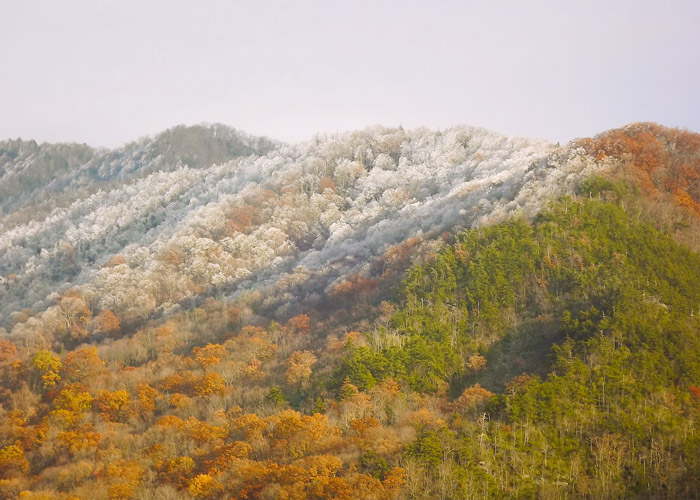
[2,123,700,498]
[579,123,700,214]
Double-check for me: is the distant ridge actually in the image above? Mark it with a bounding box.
[0,124,278,218]
[2,122,700,499]
[2,122,698,338]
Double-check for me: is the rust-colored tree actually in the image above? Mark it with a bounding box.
[91,309,121,337]
[286,314,311,335]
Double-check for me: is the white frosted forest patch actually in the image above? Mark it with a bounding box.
[0,125,606,344]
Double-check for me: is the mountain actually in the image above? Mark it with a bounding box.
[0,122,699,499]
[0,124,277,225]
[1,124,591,336]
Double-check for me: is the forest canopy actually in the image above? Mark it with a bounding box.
[1,123,699,498]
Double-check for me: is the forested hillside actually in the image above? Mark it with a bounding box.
[2,124,582,339]
[0,123,699,499]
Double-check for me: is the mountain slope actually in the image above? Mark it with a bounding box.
[2,125,599,339]
[1,122,699,499]
[576,122,700,250]
[0,124,277,227]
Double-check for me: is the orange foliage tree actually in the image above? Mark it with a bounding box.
[92,309,121,337]
[194,372,226,397]
[62,346,105,382]
[192,343,227,368]
[95,390,134,422]
[451,384,494,414]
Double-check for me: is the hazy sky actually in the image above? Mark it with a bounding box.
[1,1,698,148]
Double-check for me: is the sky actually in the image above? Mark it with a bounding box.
[1,0,698,148]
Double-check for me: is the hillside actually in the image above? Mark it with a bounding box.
[0,123,699,499]
[2,124,585,338]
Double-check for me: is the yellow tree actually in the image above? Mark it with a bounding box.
[56,424,101,457]
[204,441,252,473]
[50,384,93,427]
[0,444,29,478]
[188,473,224,499]
[102,459,144,500]
[195,372,226,397]
[31,350,62,389]
[135,382,159,419]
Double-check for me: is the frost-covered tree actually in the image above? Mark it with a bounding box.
[2,124,605,339]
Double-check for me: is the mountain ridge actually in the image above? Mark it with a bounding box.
[2,124,587,336]
[3,122,699,335]
[0,124,278,226]
[1,122,700,499]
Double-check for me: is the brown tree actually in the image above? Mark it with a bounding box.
[286,350,317,389]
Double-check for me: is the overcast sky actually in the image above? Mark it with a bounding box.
[1,0,698,148]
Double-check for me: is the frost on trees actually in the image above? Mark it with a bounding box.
[2,124,605,337]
